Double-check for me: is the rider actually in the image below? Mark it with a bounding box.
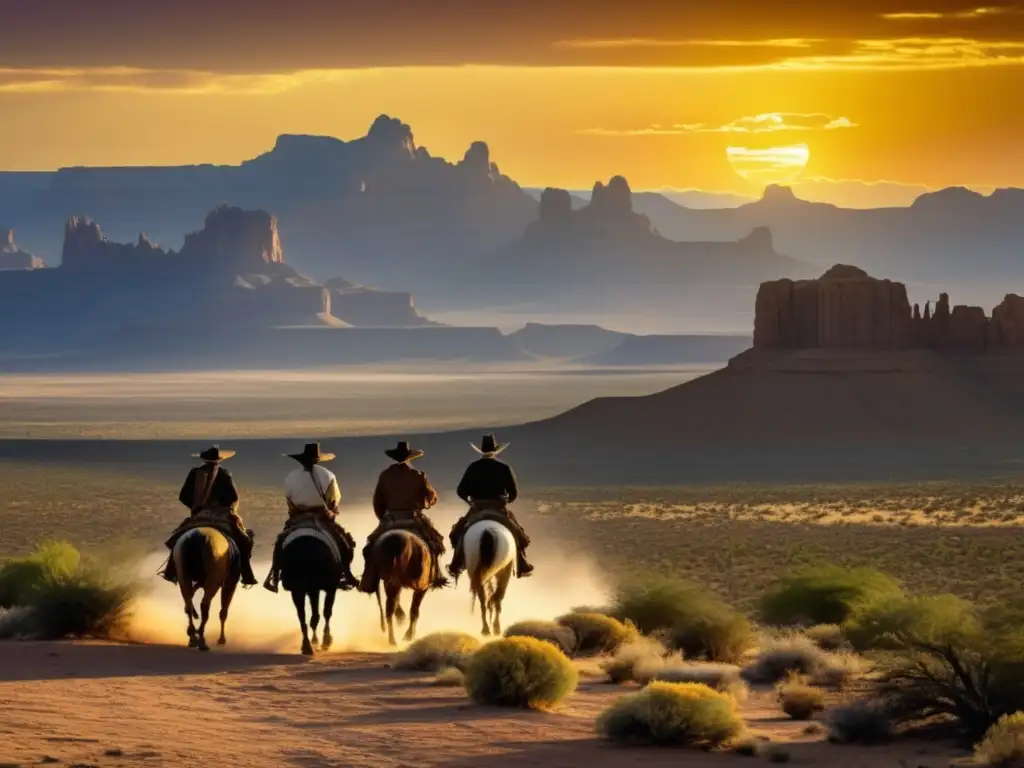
[263,442,360,593]
[448,434,534,582]
[162,446,258,587]
[358,441,449,594]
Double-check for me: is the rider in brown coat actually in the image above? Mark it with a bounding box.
[358,441,449,593]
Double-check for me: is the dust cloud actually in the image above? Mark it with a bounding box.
[120,505,610,655]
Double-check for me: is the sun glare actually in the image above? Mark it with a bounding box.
[726,144,810,185]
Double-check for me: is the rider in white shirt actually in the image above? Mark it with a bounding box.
[263,442,359,592]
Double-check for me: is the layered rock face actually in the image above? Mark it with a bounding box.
[754,265,911,349]
[755,265,1024,353]
[0,229,44,270]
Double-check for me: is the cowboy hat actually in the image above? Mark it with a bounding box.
[193,445,236,462]
[385,441,424,462]
[285,442,336,464]
[470,434,508,456]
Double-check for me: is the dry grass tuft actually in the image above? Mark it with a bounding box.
[392,632,481,672]
[556,612,638,656]
[464,636,578,709]
[597,681,744,748]
[504,620,578,656]
[777,676,825,720]
[975,712,1024,767]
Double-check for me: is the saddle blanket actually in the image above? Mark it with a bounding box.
[282,525,342,564]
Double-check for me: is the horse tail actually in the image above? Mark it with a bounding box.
[176,529,207,587]
[379,532,407,562]
[479,529,497,572]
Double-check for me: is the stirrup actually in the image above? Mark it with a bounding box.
[263,575,279,593]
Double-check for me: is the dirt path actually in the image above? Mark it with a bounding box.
[0,641,967,767]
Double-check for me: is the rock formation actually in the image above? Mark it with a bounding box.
[755,265,1024,354]
[324,277,435,327]
[0,229,44,269]
[754,264,911,349]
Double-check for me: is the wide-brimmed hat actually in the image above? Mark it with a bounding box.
[193,445,235,462]
[385,441,424,462]
[285,442,335,465]
[471,434,508,456]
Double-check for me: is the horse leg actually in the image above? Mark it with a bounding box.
[490,567,513,636]
[197,587,217,652]
[474,580,491,636]
[404,589,426,643]
[309,589,321,646]
[322,589,336,651]
[218,573,239,646]
[385,585,400,647]
[291,590,313,656]
[179,583,198,648]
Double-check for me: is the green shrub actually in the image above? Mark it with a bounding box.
[597,682,744,748]
[504,620,578,656]
[828,701,893,745]
[666,606,754,664]
[393,632,481,672]
[760,566,902,627]
[777,678,825,720]
[840,592,1024,740]
[28,570,135,640]
[556,612,638,656]
[975,712,1024,767]
[601,636,670,684]
[0,541,81,608]
[804,624,846,651]
[464,636,578,709]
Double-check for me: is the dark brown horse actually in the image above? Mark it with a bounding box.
[368,530,433,646]
[279,532,340,656]
[172,527,239,651]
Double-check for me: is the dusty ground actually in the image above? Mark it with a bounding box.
[0,642,966,768]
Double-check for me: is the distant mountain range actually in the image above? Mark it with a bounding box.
[1,115,1022,322]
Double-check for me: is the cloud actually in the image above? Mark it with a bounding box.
[0,67,345,95]
[556,38,822,50]
[882,6,1021,20]
[581,112,858,137]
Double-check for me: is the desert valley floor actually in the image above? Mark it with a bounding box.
[1,368,1020,766]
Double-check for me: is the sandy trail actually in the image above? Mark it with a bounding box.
[0,642,966,768]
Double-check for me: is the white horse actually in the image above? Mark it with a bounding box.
[465,520,516,636]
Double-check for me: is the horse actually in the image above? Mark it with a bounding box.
[172,527,240,651]
[465,520,516,636]
[369,530,433,646]
[279,530,342,656]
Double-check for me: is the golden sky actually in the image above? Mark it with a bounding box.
[2,0,1023,196]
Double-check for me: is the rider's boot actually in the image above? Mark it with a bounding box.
[446,542,466,583]
[516,548,535,578]
[431,552,450,589]
[328,523,360,591]
[263,534,284,593]
[357,543,377,594]
[161,557,178,584]
[238,530,259,588]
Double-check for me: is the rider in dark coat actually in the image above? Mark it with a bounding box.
[447,434,534,581]
[162,446,258,587]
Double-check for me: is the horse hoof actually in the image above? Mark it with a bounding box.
[188,636,199,648]
[301,641,315,656]
[198,643,210,652]
[217,637,226,646]
[321,634,333,652]
[481,627,491,637]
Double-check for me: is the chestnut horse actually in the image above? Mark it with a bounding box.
[172,527,239,651]
[369,530,433,646]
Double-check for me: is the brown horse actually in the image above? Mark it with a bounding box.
[369,530,433,646]
[172,527,240,651]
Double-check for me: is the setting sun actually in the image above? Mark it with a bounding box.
[726,144,811,185]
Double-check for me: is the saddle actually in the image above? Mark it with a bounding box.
[464,508,513,532]
[170,508,238,544]
[379,509,423,536]
[283,510,329,534]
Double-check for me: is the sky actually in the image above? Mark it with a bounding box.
[1,0,1023,202]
